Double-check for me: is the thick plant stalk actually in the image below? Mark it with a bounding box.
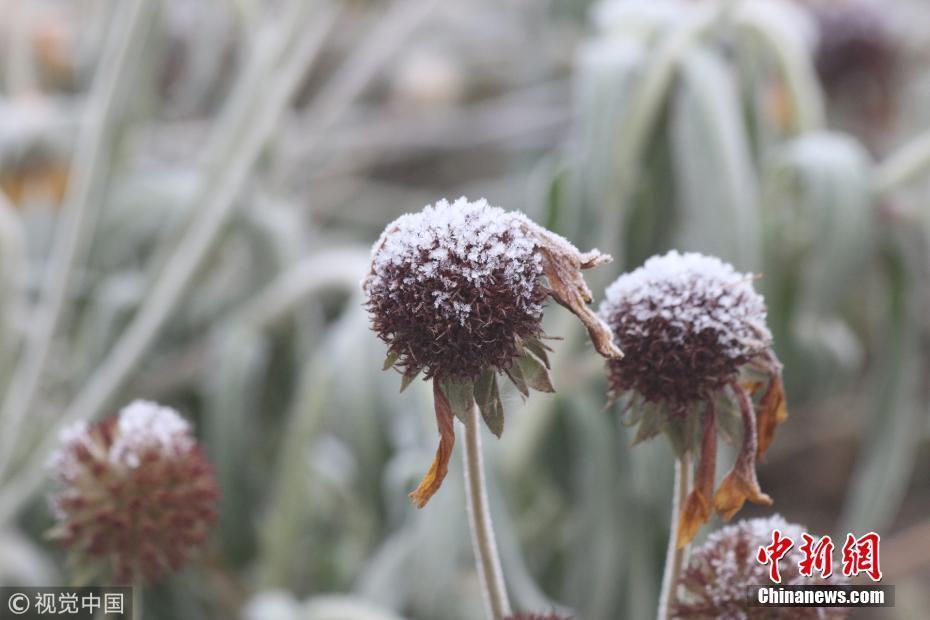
[657,452,693,620]
[463,404,512,620]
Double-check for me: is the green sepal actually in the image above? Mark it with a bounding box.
[383,349,400,371]
[516,350,555,393]
[475,370,505,438]
[439,377,475,425]
[505,363,529,398]
[399,369,420,393]
[715,386,743,446]
[631,403,664,446]
[523,337,552,369]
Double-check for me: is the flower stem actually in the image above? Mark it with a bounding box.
[463,404,512,620]
[657,452,693,620]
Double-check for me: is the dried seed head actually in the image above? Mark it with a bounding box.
[602,251,787,546]
[599,251,770,407]
[363,197,547,381]
[365,197,620,507]
[674,515,849,619]
[48,401,219,585]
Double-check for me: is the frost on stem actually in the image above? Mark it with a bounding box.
[363,197,620,507]
[674,516,849,620]
[48,400,219,584]
[600,251,787,546]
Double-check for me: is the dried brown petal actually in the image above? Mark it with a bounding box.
[756,374,788,459]
[409,382,457,508]
[713,383,773,521]
[521,222,623,361]
[677,403,717,549]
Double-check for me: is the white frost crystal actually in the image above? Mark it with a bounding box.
[365,197,544,324]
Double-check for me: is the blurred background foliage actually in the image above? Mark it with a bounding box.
[0,0,928,618]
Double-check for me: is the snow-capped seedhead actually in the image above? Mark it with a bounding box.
[364,197,547,381]
[674,516,849,619]
[600,251,787,548]
[364,197,621,507]
[48,400,218,585]
[600,250,770,406]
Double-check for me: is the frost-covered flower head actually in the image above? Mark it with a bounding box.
[364,197,621,507]
[48,400,219,584]
[599,251,787,546]
[674,515,849,619]
[600,251,770,405]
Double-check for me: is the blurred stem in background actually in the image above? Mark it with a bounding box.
[656,453,691,620]
[0,0,155,480]
[463,404,512,620]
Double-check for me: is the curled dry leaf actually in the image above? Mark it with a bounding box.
[520,222,623,361]
[409,382,457,508]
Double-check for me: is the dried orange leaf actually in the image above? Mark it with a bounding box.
[677,491,710,549]
[409,382,456,508]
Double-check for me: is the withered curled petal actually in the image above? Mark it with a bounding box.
[713,383,773,521]
[756,374,788,459]
[677,401,717,549]
[521,223,623,360]
[409,382,456,508]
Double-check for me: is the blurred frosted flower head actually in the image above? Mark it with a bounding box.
[364,197,620,507]
[599,251,787,546]
[674,515,849,619]
[48,400,219,584]
[809,0,898,126]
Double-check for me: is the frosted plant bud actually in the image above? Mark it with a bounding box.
[674,516,849,619]
[48,400,219,584]
[600,251,787,547]
[363,197,620,507]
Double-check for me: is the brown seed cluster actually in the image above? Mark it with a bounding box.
[674,516,848,619]
[48,401,218,585]
[363,198,547,382]
[599,251,770,409]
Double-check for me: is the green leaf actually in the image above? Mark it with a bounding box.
[475,370,505,438]
[399,369,420,393]
[439,378,475,425]
[516,350,555,393]
[382,349,400,371]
